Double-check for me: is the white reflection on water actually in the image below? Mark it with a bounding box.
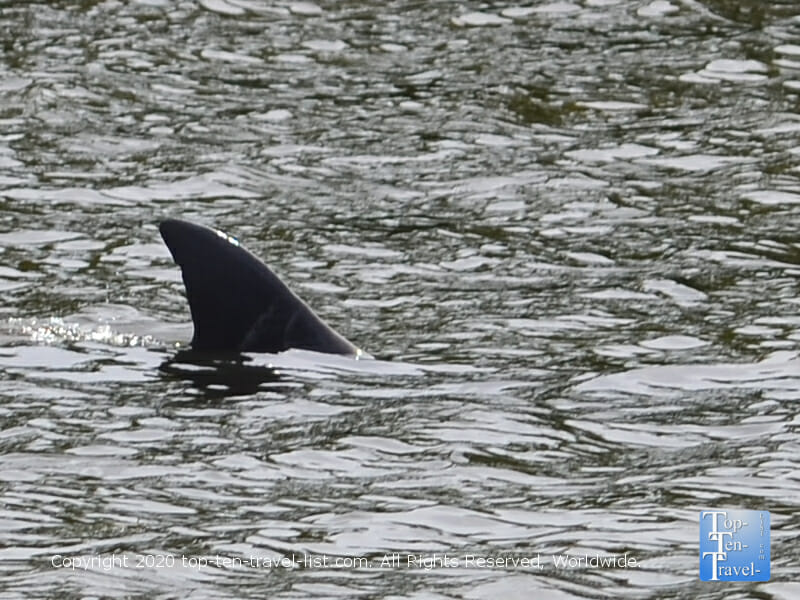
[576,351,800,397]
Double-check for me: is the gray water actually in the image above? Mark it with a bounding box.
[1,0,800,598]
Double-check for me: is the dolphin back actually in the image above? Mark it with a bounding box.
[159,219,359,355]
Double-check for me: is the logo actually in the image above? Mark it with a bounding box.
[699,509,770,581]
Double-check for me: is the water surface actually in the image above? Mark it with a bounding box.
[1,1,800,598]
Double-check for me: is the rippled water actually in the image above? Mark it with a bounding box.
[2,0,800,598]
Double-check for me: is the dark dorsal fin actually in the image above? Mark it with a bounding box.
[159,219,359,355]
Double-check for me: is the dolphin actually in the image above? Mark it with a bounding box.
[159,218,362,356]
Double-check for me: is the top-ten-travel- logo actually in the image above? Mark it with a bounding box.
[699,509,770,582]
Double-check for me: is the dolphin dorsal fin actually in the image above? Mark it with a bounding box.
[159,219,359,355]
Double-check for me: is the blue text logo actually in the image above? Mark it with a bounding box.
[699,509,769,581]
